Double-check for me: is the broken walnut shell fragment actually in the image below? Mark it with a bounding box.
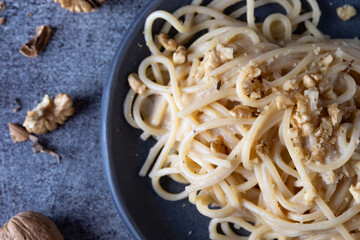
[19,25,51,58]
[8,123,30,143]
[0,211,64,240]
[54,0,105,13]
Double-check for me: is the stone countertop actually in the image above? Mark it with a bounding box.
[0,0,148,239]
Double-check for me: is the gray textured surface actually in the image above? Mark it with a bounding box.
[0,0,148,239]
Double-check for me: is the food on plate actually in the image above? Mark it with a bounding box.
[124,0,360,238]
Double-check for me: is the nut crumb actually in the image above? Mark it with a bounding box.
[19,25,51,58]
[128,73,146,94]
[349,182,360,204]
[23,93,75,134]
[0,1,4,12]
[275,95,294,110]
[337,5,356,21]
[28,12,33,17]
[229,105,252,118]
[210,135,226,153]
[302,74,315,88]
[0,17,5,26]
[156,33,177,51]
[173,45,187,65]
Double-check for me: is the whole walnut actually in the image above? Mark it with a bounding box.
[0,211,64,240]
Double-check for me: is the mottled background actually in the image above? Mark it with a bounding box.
[0,0,148,239]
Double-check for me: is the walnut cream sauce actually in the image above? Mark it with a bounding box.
[124,0,360,239]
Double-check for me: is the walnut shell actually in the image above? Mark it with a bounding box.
[0,211,64,240]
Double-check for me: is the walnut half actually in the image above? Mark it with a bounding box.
[23,94,75,134]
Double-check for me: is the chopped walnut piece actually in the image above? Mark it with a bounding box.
[173,45,187,65]
[156,33,177,51]
[283,79,297,91]
[321,171,336,185]
[318,55,333,72]
[314,117,333,141]
[19,25,51,58]
[304,89,319,112]
[210,135,226,153]
[302,74,315,88]
[229,105,252,118]
[203,49,222,72]
[0,1,4,12]
[327,104,343,126]
[23,94,75,134]
[54,0,104,13]
[8,123,30,143]
[275,95,294,110]
[0,17,5,26]
[238,65,263,98]
[128,73,146,94]
[216,43,234,61]
[337,5,356,21]
[349,182,360,204]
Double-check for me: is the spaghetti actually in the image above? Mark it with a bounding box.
[124,0,360,239]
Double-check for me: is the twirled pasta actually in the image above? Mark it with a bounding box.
[123,0,360,239]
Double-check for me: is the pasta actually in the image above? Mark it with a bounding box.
[123,0,360,239]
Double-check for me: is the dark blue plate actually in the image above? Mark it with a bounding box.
[101,1,360,239]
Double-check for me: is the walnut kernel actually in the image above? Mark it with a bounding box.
[128,73,146,94]
[337,5,356,21]
[229,105,252,118]
[156,33,177,51]
[210,135,226,153]
[173,45,187,65]
[23,94,74,134]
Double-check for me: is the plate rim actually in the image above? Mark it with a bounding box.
[100,1,156,240]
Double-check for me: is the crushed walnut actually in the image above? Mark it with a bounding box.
[128,73,146,94]
[54,0,105,13]
[8,123,61,163]
[349,182,360,204]
[156,33,177,52]
[203,44,234,73]
[238,65,264,100]
[0,17,4,26]
[229,105,253,118]
[173,45,187,65]
[23,93,75,134]
[0,1,4,12]
[275,95,294,110]
[336,5,356,21]
[210,135,226,154]
[20,25,51,58]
